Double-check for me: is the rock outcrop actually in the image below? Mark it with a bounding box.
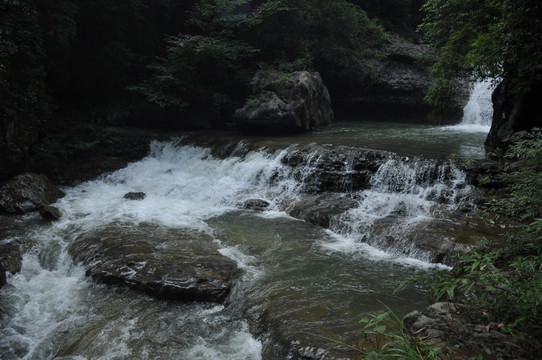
[69,225,238,303]
[281,144,390,193]
[404,302,524,359]
[0,173,64,214]
[334,36,468,122]
[234,71,333,133]
[486,81,542,149]
[0,238,35,276]
[39,205,62,220]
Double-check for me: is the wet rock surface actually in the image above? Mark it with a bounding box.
[123,192,146,200]
[0,173,65,214]
[68,225,238,303]
[287,193,359,228]
[281,144,391,193]
[39,205,62,220]
[25,126,180,186]
[0,238,36,276]
[243,199,270,211]
[234,71,333,133]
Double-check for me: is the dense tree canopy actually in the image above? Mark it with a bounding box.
[8,0,540,174]
[133,0,385,123]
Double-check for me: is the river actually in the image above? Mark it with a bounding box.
[0,81,496,359]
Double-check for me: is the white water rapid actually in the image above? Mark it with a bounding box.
[1,139,478,359]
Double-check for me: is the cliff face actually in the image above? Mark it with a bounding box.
[330,37,468,123]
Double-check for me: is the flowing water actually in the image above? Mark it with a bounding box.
[0,82,496,359]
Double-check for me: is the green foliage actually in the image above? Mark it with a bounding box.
[135,0,385,117]
[309,304,443,359]
[411,130,542,355]
[424,228,542,338]
[487,130,542,222]
[351,0,425,39]
[420,0,504,115]
[133,34,256,111]
[250,0,385,71]
[357,306,442,359]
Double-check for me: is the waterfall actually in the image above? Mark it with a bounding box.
[325,157,468,264]
[460,79,495,130]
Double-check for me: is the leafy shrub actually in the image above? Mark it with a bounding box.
[488,129,542,222]
[132,34,256,112]
[357,306,442,360]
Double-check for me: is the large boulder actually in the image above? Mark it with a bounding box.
[0,173,64,214]
[234,71,333,133]
[69,225,238,303]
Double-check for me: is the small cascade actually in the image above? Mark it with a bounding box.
[327,157,469,263]
[460,79,495,129]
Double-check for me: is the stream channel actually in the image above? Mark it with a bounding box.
[1,82,500,359]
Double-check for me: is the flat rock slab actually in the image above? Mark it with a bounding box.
[69,224,238,303]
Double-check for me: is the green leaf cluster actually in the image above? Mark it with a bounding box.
[356,306,442,359]
[132,34,257,111]
[488,129,542,222]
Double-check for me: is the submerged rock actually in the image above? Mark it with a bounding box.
[0,173,64,214]
[69,225,238,303]
[234,71,333,133]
